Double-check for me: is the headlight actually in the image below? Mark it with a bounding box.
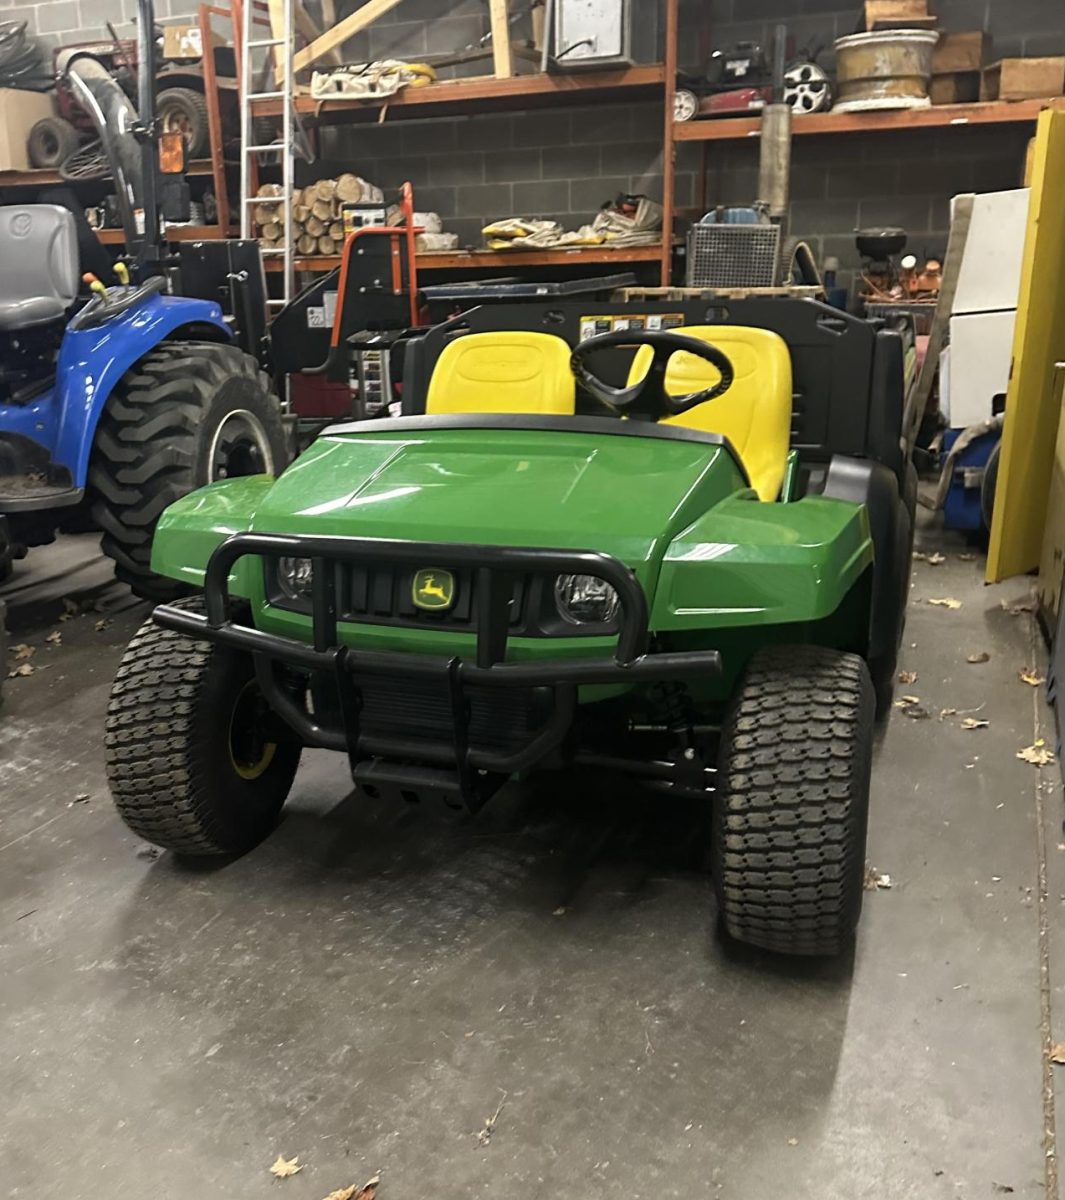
[277,556,314,602]
[554,573,620,625]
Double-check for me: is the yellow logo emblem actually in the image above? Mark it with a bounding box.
[412,568,455,611]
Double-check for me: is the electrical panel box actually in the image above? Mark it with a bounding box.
[547,0,633,69]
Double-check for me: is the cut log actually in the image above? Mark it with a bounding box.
[314,178,338,202]
[304,214,326,237]
[292,203,311,223]
[261,220,283,240]
[318,235,336,255]
[297,232,318,255]
[329,220,345,240]
[335,173,363,202]
[311,197,334,222]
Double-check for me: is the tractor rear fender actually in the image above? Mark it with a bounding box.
[651,489,874,635]
[51,292,230,488]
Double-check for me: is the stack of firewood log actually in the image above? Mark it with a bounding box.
[254,174,384,256]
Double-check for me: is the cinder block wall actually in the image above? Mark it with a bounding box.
[315,0,1062,285]
[11,0,1065,287]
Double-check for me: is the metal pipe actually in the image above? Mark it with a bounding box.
[136,0,160,270]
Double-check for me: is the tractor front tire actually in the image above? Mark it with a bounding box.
[106,600,301,856]
[712,644,874,957]
[89,342,287,602]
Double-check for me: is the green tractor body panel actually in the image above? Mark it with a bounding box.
[152,425,875,691]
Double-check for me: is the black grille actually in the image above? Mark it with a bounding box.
[336,564,526,631]
[267,560,619,639]
[358,674,546,753]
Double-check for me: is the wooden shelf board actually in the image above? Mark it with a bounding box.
[268,243,663,272]
[251,64,665,123]
[95,224,224,245]
[673,97,1065,141]
[0,159,217,189]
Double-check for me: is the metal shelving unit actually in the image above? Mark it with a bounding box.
[657,0,1065,285]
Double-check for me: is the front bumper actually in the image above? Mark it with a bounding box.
[154,532,723,800]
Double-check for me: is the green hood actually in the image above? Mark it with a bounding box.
[246,426,746,586]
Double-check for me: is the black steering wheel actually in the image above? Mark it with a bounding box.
[570,329,735,422]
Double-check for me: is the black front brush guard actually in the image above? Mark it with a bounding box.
[153,532,723,803]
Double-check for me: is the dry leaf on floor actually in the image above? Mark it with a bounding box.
[1020,669,1046,687]
[1017,740,1055,767]
[269,1155,303,1179]
[992,1184,1015,1195]
[958,553,977,562]
[11,643,34,659]
[8,663,34,678]
[928,598,962,609]
[967,652,990,664]
[476,1091,507,1148]
[898,670,918,684]
[94,618,112,633]
[323,1177,379,1200]
[864,866,893,891]
[961,718,990,730]
[45,630,62,646]
[1051,1044,1065,1065]
[940,708,958,719]
[1001,597,1037,616]
[786,1137,799,1146]
[903,704,931,720]
[913,551,946,565]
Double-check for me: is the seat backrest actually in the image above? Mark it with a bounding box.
[0,206,80,331]
[627,325,792,501]
[426,330,576,416]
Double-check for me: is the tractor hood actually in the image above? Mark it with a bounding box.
[246,421,746,588]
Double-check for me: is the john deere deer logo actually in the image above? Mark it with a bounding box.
[412,568,455,610]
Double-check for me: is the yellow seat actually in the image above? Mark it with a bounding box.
[627,325,793,501]
[427,331,576,416]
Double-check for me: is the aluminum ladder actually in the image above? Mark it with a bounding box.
[238,0,295,308]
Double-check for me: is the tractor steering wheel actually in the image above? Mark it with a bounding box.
[570,329,735,421]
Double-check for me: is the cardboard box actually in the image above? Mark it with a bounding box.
[981,56,1065,101]
[162,23,225,60]
[864,0,934,29]
[933,31,989,75]
[930,72,981,104]
[0,88,56,172]
[1037,366,1065,623]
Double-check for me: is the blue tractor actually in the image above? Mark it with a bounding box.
[0,16,286,600]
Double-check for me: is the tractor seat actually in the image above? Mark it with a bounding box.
[426,331,576,415]
[0,205,80,332]
[627,325,793,501]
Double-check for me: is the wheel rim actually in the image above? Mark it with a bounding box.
[228,680,278,781]
[674,89,698,121]
[784,63,830,114]
[207,409,275,481]
[162,108,193,143]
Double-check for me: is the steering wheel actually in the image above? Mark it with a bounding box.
[570,329,735,421]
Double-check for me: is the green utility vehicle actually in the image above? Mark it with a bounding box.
[105,297,915,956]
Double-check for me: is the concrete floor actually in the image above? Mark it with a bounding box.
[1,525,1062,1199]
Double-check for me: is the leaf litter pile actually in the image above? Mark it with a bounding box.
[1017,740,1055,768]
